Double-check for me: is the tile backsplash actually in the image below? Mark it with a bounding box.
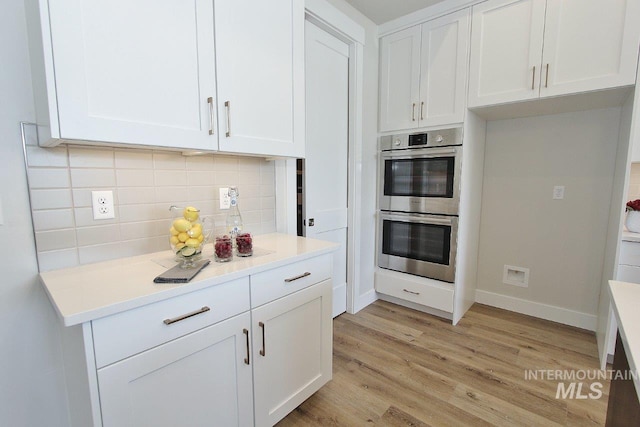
[25,143,276,271]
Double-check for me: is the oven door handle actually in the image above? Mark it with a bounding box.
[381,147,458,160]
[380,213,454,226]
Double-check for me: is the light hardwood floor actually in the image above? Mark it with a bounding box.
[278,300,609,426]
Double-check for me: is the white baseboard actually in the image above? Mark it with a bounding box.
[475,290,597,331]
[352,288,378,314]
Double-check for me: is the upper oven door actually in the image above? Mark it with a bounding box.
[379,146,462,215]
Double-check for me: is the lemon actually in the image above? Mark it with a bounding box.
[173,218,192,233]
[169,235,179,246]
[178,232,189,243]
[185,238,200,248]
[175,242,186,251]
[169,226,179,236]
[183,206,200,222]
[197,234,204,243]
[188,224,202,239]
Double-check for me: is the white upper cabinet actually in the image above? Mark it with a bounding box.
[379,9,470,132]
[40,0,217,151]
[468,0,640,108]
[215,0,305,158]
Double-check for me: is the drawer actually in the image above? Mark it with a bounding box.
[92,277,250,368]
[375,269,454,313]
[250,254,332,307]
[619,241,640,266]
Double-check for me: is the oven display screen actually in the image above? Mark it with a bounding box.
[382,220,451,265]
[384,157,454,198]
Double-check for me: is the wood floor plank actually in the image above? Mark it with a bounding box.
[277,301,609,426]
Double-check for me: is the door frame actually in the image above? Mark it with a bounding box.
[275,0,365,314]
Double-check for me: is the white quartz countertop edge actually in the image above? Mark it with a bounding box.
[608,280,640,400]
[39,234,338,327]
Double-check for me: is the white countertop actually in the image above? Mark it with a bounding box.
[622,231,640,243]
[40,233,338,326]
[608,280,640,399]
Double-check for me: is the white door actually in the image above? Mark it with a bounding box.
[47,0,217,150]
[378,26,422,132]
[215,0,305,158]
[467,0,546,108]
[252,280,333,427]
[540,0,640,98]
[419,9,470,127]
[304,21,349,317]
[97,313,254,427]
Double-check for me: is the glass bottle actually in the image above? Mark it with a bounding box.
[226,186,243,242]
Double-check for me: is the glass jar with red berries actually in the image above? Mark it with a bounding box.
[214,235,233,262]
[236,232,253,257]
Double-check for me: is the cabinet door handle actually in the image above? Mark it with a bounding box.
[412,103,416,121]
[531,65,536,90]
[259,321,266,356]
[207,97,214,135]
[545,63,549,88]
[402,288,420,296]
[420,101,424,120]
[225,101,231,137]
[284,272,311,283]
[243,328,250,365]
[163,306,210,325]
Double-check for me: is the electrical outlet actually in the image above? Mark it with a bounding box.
[92,190,115,220]
[219,187,230,209]
[553,185,565,200]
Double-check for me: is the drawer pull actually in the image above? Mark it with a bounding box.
[284,272,311,283]
[207,96,215,135]
[243,328,250,365]
[259,321,266,356]
[163,306,210,325]
[402,288,420,296]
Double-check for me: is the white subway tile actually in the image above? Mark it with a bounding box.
[116,169,154,187]
[76,225,121,246]
[115,149,153,169]
[74,207,118,227]
[120,220,166,240]
[30,189,73,210]
[261,196,276,210]
[118,187,156,205]
[155,170,187,187]
[261,183,275,197]
[118,203,158,223]
[238,168,260,184]
[26,146,68,167]
[240,197,261,212]
[28,168,70,189]
[35,229,77,251]
[261,161,275,173]
[154,187,189,204]
[37,248,79,272]
[187,186,216,203]
[242,211,261,224]
[238,157,262,170]
[153,151,185,169]
[187,170,215,185]
[241,184,260,198]
[214,155,238,171]
[70,168,115,188]
[69,147,114,168]
[79,242,128,265]
[215,171,238,187]
[261,209,275,223]
[186,155,215,170]
[32,209,75,231]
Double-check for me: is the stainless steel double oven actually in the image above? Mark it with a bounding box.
[377,128,462,283]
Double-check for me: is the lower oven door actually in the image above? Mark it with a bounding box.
[378,211,457,283]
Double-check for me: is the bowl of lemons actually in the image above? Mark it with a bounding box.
[169,205,211,268]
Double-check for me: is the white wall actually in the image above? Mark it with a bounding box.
[476,108,622,329]
[324,0,379,310]
[0,0,69,425]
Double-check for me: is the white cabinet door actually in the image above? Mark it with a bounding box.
[468,0,546,107]
[419,9,470,127]
[541,0,640,97]
[97,312,253,427]
[215,0,305,158]
[379,26,422,132]
[252,279,332,427]
[47,0,217,150]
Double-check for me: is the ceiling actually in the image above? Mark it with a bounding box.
[342,0,448,24]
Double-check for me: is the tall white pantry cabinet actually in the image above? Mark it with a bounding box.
[27,0,305,157]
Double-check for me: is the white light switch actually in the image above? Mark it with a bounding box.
[553,186,565,200]
[219,188,230,209]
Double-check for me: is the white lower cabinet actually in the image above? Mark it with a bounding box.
[252,279,333,426]
[97,312,254,427]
